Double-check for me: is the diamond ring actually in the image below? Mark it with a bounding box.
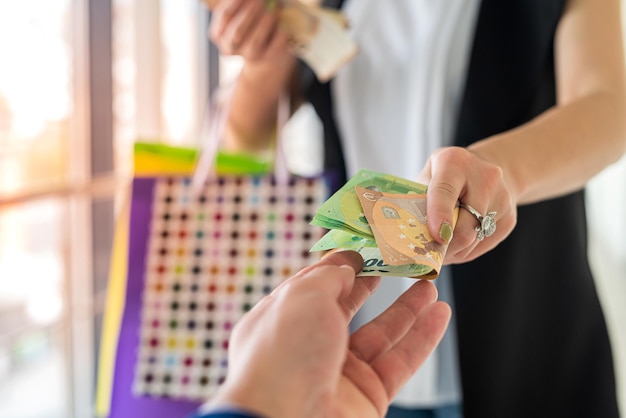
[459,202,497,241]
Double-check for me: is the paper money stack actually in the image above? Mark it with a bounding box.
[310,169,458,279]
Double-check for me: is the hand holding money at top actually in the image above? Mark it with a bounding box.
[203,0,357,81]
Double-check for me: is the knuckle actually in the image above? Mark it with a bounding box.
[430,181,458,201]
[432,146,466,162]
[208,26,220,42]
[483,164,504,190]
[231,28,243,43]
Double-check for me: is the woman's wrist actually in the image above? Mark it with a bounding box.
[239,53,297,93]
[467,138,524,205]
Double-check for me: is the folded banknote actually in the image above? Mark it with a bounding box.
[310,168,458,279]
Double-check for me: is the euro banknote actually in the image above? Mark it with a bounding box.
[310,168,456,279]
[310,168,428,237]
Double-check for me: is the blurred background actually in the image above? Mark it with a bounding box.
[0,1,623,417]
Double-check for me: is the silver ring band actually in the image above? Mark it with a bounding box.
[459,202,497,241]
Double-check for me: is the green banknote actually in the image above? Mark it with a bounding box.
[310,230,434,277]
[310,229,378,252]
[310,168,428,238]
[310,168,441,279]
[356,247,436,279]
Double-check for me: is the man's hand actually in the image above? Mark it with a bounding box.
[207,251,451,418]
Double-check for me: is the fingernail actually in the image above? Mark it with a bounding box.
[265,0,276,11]
[322,248,357,255]
[321,248,344,258]
[439,222,453,244]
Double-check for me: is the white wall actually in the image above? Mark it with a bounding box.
[587,155,626,417]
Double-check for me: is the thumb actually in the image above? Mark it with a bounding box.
[426,166,464,245]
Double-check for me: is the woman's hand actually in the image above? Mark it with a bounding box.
[209,0,291,62]
[418,146,517,265]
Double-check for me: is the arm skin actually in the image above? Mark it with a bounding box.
[419,0,626,264]
[203,251,451,418]
[209,0,298,154]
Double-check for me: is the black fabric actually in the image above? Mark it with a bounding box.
[299,65,348,187]
[297,0,348,187]
[451,1,618,417]
[300,0,620,417]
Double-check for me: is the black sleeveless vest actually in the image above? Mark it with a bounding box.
[301,1,619,417]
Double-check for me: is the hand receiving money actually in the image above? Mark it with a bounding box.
[310,169,459,279]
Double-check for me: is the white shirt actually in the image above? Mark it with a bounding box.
[332,0,482,407]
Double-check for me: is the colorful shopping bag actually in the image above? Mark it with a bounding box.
[96,142,329,417]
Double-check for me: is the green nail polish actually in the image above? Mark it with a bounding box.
[439,222,453,244]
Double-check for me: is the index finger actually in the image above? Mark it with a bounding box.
[321,250,381,319]
[310,249,365,275]
[278,250,379,319]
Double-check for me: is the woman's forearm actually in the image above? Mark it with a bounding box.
[224,55,298,153]
[469,90,626,206]
[469,0,626,206]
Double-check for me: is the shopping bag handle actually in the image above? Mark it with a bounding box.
[191,79,291,193]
